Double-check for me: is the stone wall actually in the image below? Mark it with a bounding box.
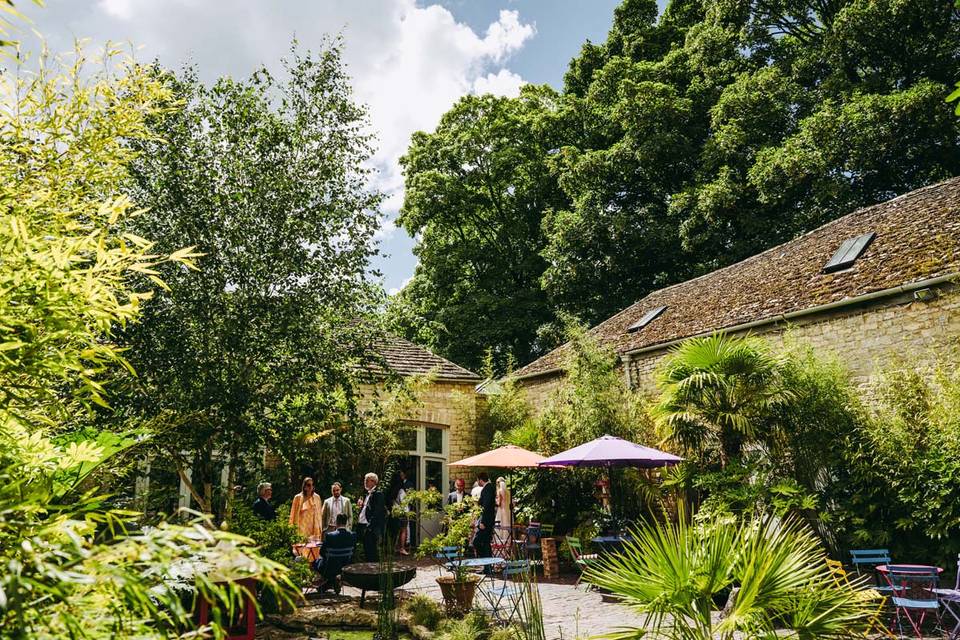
[515,372,564,417]
[519,285,960,405]
[359,378,484,471]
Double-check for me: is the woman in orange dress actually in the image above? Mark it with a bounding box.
[289,476,323,540]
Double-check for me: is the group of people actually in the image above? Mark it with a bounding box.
[252,473,387,567]
[251,470,515,574]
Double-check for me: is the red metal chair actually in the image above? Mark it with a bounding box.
[887,566,942,638]
[196,577,257,640]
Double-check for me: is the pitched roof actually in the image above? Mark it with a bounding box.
[376,335,481,382]
[514,177,960,379]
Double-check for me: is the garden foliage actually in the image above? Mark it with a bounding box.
[491,325,960,564]
[585,513,884,640]
[494,321,660,531]
[0,43,292,639]
[842,358,960,565]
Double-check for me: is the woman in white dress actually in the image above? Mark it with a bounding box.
[495,476,512,546]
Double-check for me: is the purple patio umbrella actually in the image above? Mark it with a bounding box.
[538,434,682,469]
[539,435,682,529]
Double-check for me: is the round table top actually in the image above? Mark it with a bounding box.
[343,562,418,575]
[453,557,507,568]
[876,564,943,574]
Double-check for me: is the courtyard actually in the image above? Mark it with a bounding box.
[3,1,960,640]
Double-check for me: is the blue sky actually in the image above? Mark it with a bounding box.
[18,0,665,293]
[381,0,625,292]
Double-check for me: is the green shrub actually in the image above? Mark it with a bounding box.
[437,612,490,640]
[585,513,885,639]
[838,357,960,565]
[227,500,313,592]
[488,628,519,640]
[404,593,444,630]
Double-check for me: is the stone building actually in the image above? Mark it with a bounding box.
[513,177,960,406]
[368,335,483,495]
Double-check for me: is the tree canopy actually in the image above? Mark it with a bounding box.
[392,89,568,372]
[392,0,960,374]
[118,41,386,513]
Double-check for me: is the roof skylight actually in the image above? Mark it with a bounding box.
[823,232,875,273]
[627,305,667,333]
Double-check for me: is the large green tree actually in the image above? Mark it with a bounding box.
[397,0,960,362]
[552,0,960,320]
[120,42,385,513]
[393,88,570,372]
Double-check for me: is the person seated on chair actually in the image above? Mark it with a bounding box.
[312,513,355,591]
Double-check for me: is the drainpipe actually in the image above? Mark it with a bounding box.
[622,353,634,389]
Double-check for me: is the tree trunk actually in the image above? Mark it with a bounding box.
[191,445,215,518]
[174,459,207,514]
[720,586,739,620]
[224,446,238,524]
[719,424,744,467]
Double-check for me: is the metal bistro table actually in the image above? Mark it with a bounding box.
[448,557,507,610]
[876,564,945,638]
[592,535,632,557]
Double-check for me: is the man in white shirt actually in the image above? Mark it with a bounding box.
[321,481,352,532]
[356,472,385,562]
[447,477,466,506]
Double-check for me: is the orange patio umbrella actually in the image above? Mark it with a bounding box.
[448,444,545,468]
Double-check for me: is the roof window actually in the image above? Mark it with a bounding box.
[823,232,875,273]
[627,305,667,333]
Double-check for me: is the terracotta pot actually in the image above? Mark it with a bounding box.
[436,574,481,613]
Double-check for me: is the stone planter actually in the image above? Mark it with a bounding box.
[436,574,481,614]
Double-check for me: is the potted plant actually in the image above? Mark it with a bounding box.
[403,489,482,614]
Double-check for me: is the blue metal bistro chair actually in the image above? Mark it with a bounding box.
[850,548,894,595]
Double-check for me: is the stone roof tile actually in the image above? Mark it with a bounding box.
[376,335,481,381]
[515,177,960,379]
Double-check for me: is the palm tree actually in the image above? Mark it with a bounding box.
[584,514,885,640]
[653,333,791,466]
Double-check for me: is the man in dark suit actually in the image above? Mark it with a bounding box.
[252,482,276,520]
[357,472,386,563]
[472,472,496,559]
[312,513,355,590]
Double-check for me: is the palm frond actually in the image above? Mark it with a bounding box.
[585,514,883,639]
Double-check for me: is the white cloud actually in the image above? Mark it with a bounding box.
[374,216,398,241]
[32,1,534,199]
[21,0,535,290]
[388,275,414,296]
[480,9,535,62]
[354,5,535,211]
[473,68,525,97]
[97,0,134,20]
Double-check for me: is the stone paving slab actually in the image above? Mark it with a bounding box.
[336,564,648,639]
[336,567,937,639]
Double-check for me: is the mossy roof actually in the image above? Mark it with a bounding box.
[515,177,960,380]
